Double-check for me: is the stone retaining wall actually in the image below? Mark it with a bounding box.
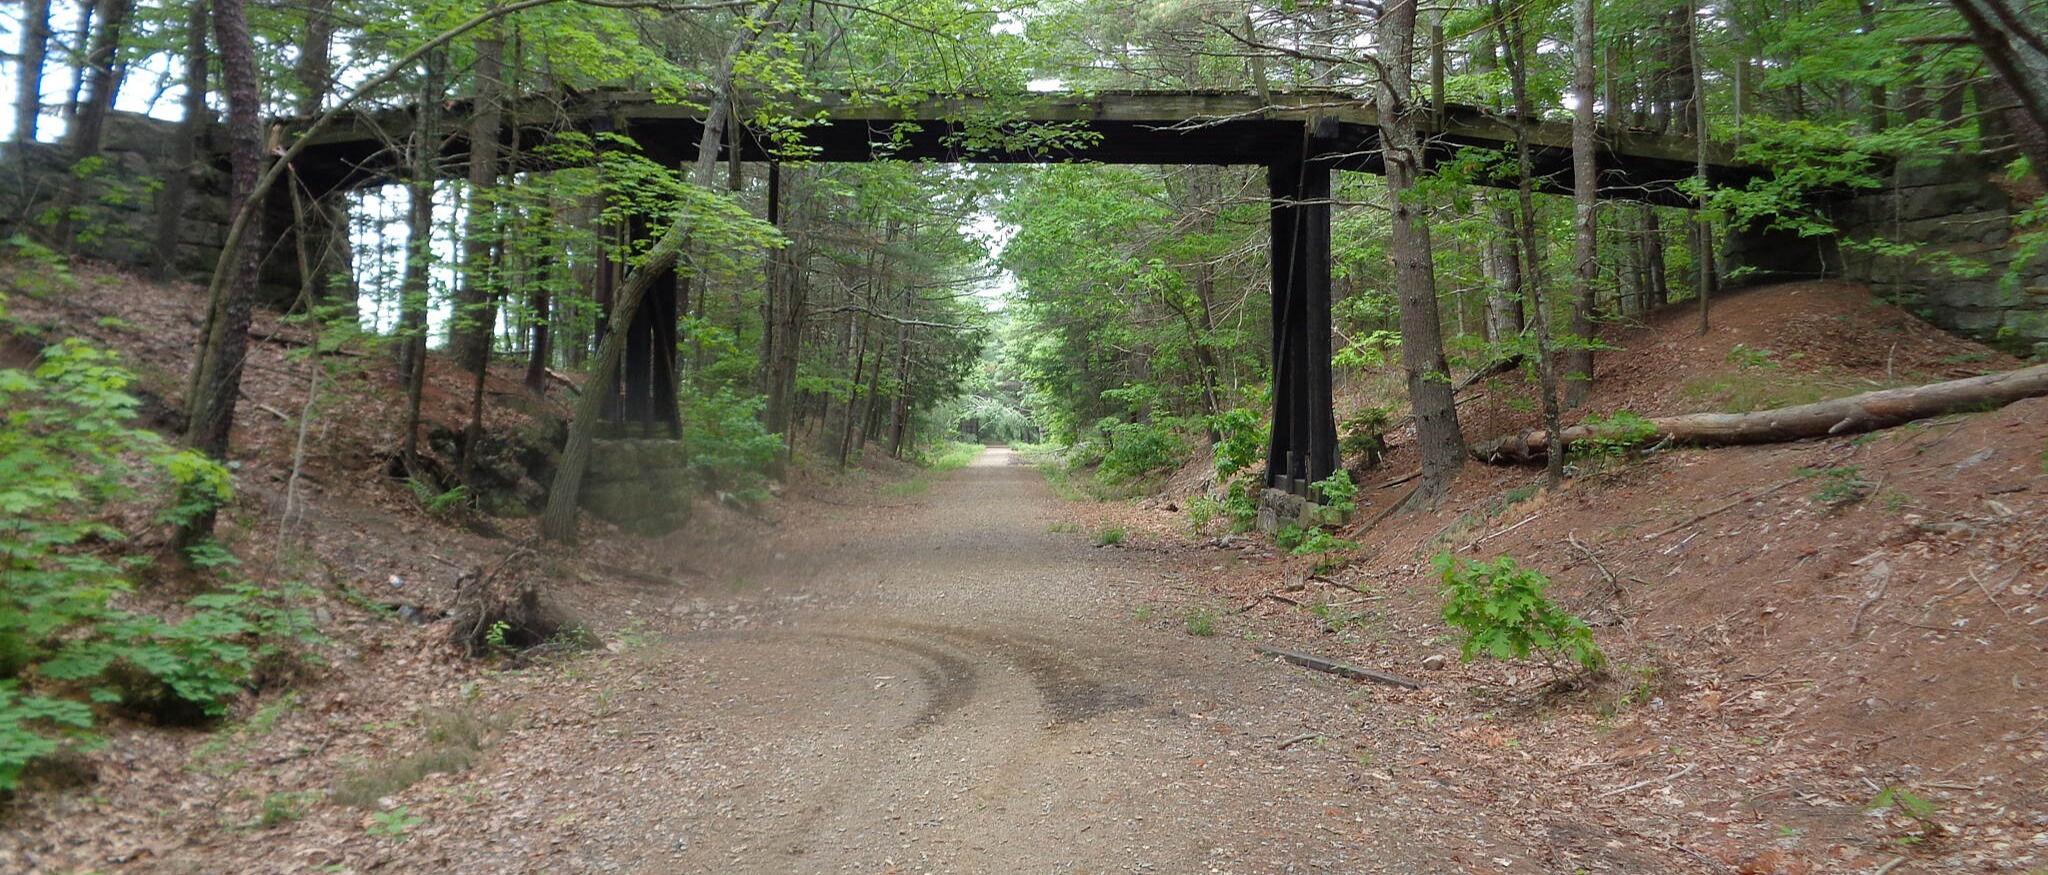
[0,112,302,301]
[580,439,694,536]
[1834,155,2048,359]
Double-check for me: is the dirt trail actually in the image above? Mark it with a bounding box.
[404,448,1523,875]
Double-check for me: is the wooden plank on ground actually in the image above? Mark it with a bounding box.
[1254,645,1425,689]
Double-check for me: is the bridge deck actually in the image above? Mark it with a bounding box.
[289,90,1747,207]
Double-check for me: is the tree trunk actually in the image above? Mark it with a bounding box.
[1860,1,1889,132]
[1377,0,1465,504]
[13,0,52,143]
[524,219,554,392]
[62,1,96,127]
[396,63,443,476]
[1643,205,1669,307]
[1499,0,1567,488]
[886,321,911,457]
[1950,0,2048,179]
[153,0,209,280]
[1472,23,1522,345]
[760,164,808,472]
[541,4,780,542]
[1474,364,2048,462]
[293,0,337,114]
[838,311,871,467]
[175,0,260,547]
[292,0,357,319]
[1482,192,1523,342]
[394,61,442,400]
[56,0,134,250]
[450,17,506,374]
[1688,3,1715,335]
[1563,0,1599,408]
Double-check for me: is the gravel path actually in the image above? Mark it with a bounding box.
[434,447,1494,874]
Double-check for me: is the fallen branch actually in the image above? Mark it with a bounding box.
[1596,762,1697,798]
[1472,363,2048,463]
[1643,478,1801,540]
[1388,357,1523,431]
[1254,645,1424,689]
[1346,482,1419,537]
[1565,533,1617,586]
[1377,470,1421,489]
[1464,511,1542,551]
[1849,570,1889,638]
[1276,731,1322,750]
[1454,354,1524,393]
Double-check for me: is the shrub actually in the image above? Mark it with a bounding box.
[680,387,784,503]
[1196,408,1267,533]
[1725,343,1778,369]
[1289,527,1358,558]
[0,335,320,789]
[1207,408,1266,478]
[1340,406,1393,468]
[1309,470,1358,525]
[1434,553,1605,675]
[1801,464,1874,507]
[1571,410,1660,458]
[1096,419,1186,484]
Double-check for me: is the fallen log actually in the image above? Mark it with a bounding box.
[1254,645,1425,689]
[1471,363,2048,463]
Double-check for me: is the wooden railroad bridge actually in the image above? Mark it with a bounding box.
[286,89,1764,496]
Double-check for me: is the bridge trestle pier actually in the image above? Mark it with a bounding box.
[1265,121,1342,498]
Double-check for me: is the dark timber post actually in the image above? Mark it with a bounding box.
[599,216,683,438]
[1265,120,1340,496]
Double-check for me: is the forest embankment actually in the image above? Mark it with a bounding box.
[1061,280,2047,873]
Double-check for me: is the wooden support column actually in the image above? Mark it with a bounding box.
[1265,126,1340,496]
[1267,155,1300,493]
[600,216,683,438]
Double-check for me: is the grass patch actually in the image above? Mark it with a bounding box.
[331,705,506,808]
[256,790,318,827]
[1095,525,1126,546]
[1184,605,1220,637]
[923,441,985,472]
[1678,370,1864,413]
[880,477,934,498]
[187,693,301,779]
[1034,458,1088,501]
[878,442,985,498]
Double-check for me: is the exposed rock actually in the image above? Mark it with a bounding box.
[580,438,694,536]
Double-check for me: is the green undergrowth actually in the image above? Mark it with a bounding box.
[1678,369,1868,413]
[1034,416,1192,501]
[880,442,985,497]
[1,314,327,792]
[1435,553,1606,676]
[921,441,984,472]
[332,703,507,808]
